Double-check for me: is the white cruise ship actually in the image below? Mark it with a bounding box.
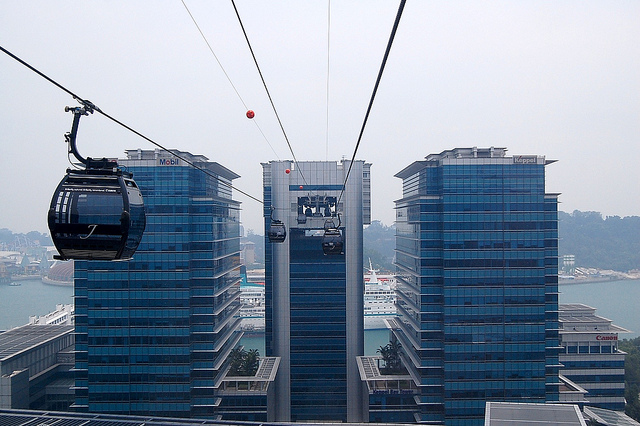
[363,260,397,330]
[239,282,265,332]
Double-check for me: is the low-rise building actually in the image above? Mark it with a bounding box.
[217,356,279,421]
[356,355,418,423]
[0,324,74,410]
[559,303,629,411]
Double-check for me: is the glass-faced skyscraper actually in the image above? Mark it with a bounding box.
[394,148,560,425]
[73,149,242,418]
[262,160,370,422]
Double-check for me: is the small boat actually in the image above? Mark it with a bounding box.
[9,282,21,286]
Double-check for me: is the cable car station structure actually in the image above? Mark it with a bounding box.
[262,160,371,422]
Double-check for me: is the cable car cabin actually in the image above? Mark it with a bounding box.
[268,220,286,243]
[322,219,344,255]
[48,169,146,261]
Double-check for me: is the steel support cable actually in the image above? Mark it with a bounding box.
[180,0,279,159]
[337,0,406,207]
[0,44,264,205]
[230,0,308,187]
[326,0,331,162]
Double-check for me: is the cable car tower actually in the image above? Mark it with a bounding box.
[48,103,146,261]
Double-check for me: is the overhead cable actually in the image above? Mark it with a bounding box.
[180,0,279,159]
[338,0,406,206]
[230,0,308,186]
[326,0,331,161]
[0,44,264,205]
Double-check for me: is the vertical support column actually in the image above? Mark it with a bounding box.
[343,160,367,422]
[270,161,291,421]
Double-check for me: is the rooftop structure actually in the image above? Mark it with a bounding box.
[356,355,417,423]
[0,325,73,364]
[559,304,630,334]
[217,357,280,421]
[484,402,586,426]
[559,303,629,410]
[583,406,640,426]
[0,408,417,426]
[28,304,73,326]
[0,325,74,410]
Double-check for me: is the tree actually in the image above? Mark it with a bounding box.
[228,347,260,376]
[242,349,260,376]
[619,338,640,421]
[377,341,403,374]
[228,348,246,376]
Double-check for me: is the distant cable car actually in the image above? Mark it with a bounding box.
[47,104,146,261]
[268,206,286,243]
[322,216,343,255]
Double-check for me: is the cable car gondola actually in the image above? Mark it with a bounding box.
[322,216,343,255]
[47,104,146,261]
[268,206,286,243]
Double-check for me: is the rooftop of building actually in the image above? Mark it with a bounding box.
[559,303,631,334]
[123,148,240,180]
[219,357,280,394]
[583,406,640,426]
[0,324,73,362]
[223,357,279,383]
[395,146,556,178]
[558,375,589,396]
[426,146,509,160]
[262,159,369,165]
[356,356,418,395]
[0,409,414,426]
[484,402,586,426]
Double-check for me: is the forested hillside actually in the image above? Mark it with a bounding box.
[0,228,52,249]
[361,211,640,273]
[363,221,395,272]
[559,211,640,272]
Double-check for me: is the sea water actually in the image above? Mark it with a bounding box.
[559,278,640,339]
[2,277,637,342]
[0,277,73,330]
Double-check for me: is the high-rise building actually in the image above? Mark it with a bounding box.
[73,149,242,418]
[262,160,370,422]
[394,147,560,425]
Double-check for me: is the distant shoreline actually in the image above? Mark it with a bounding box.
[8,274,637,287]
[41,276,73,287]
[10,274,41,282]
[559,277,637,286]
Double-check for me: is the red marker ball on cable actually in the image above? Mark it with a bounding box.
[246,110,255,119]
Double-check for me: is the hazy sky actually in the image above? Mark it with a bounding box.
[1,1,638,235]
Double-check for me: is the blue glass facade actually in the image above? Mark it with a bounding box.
[289,228,347,420]
[73,150,242,418]
[262,160,370,422]
[394,148,560,425]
